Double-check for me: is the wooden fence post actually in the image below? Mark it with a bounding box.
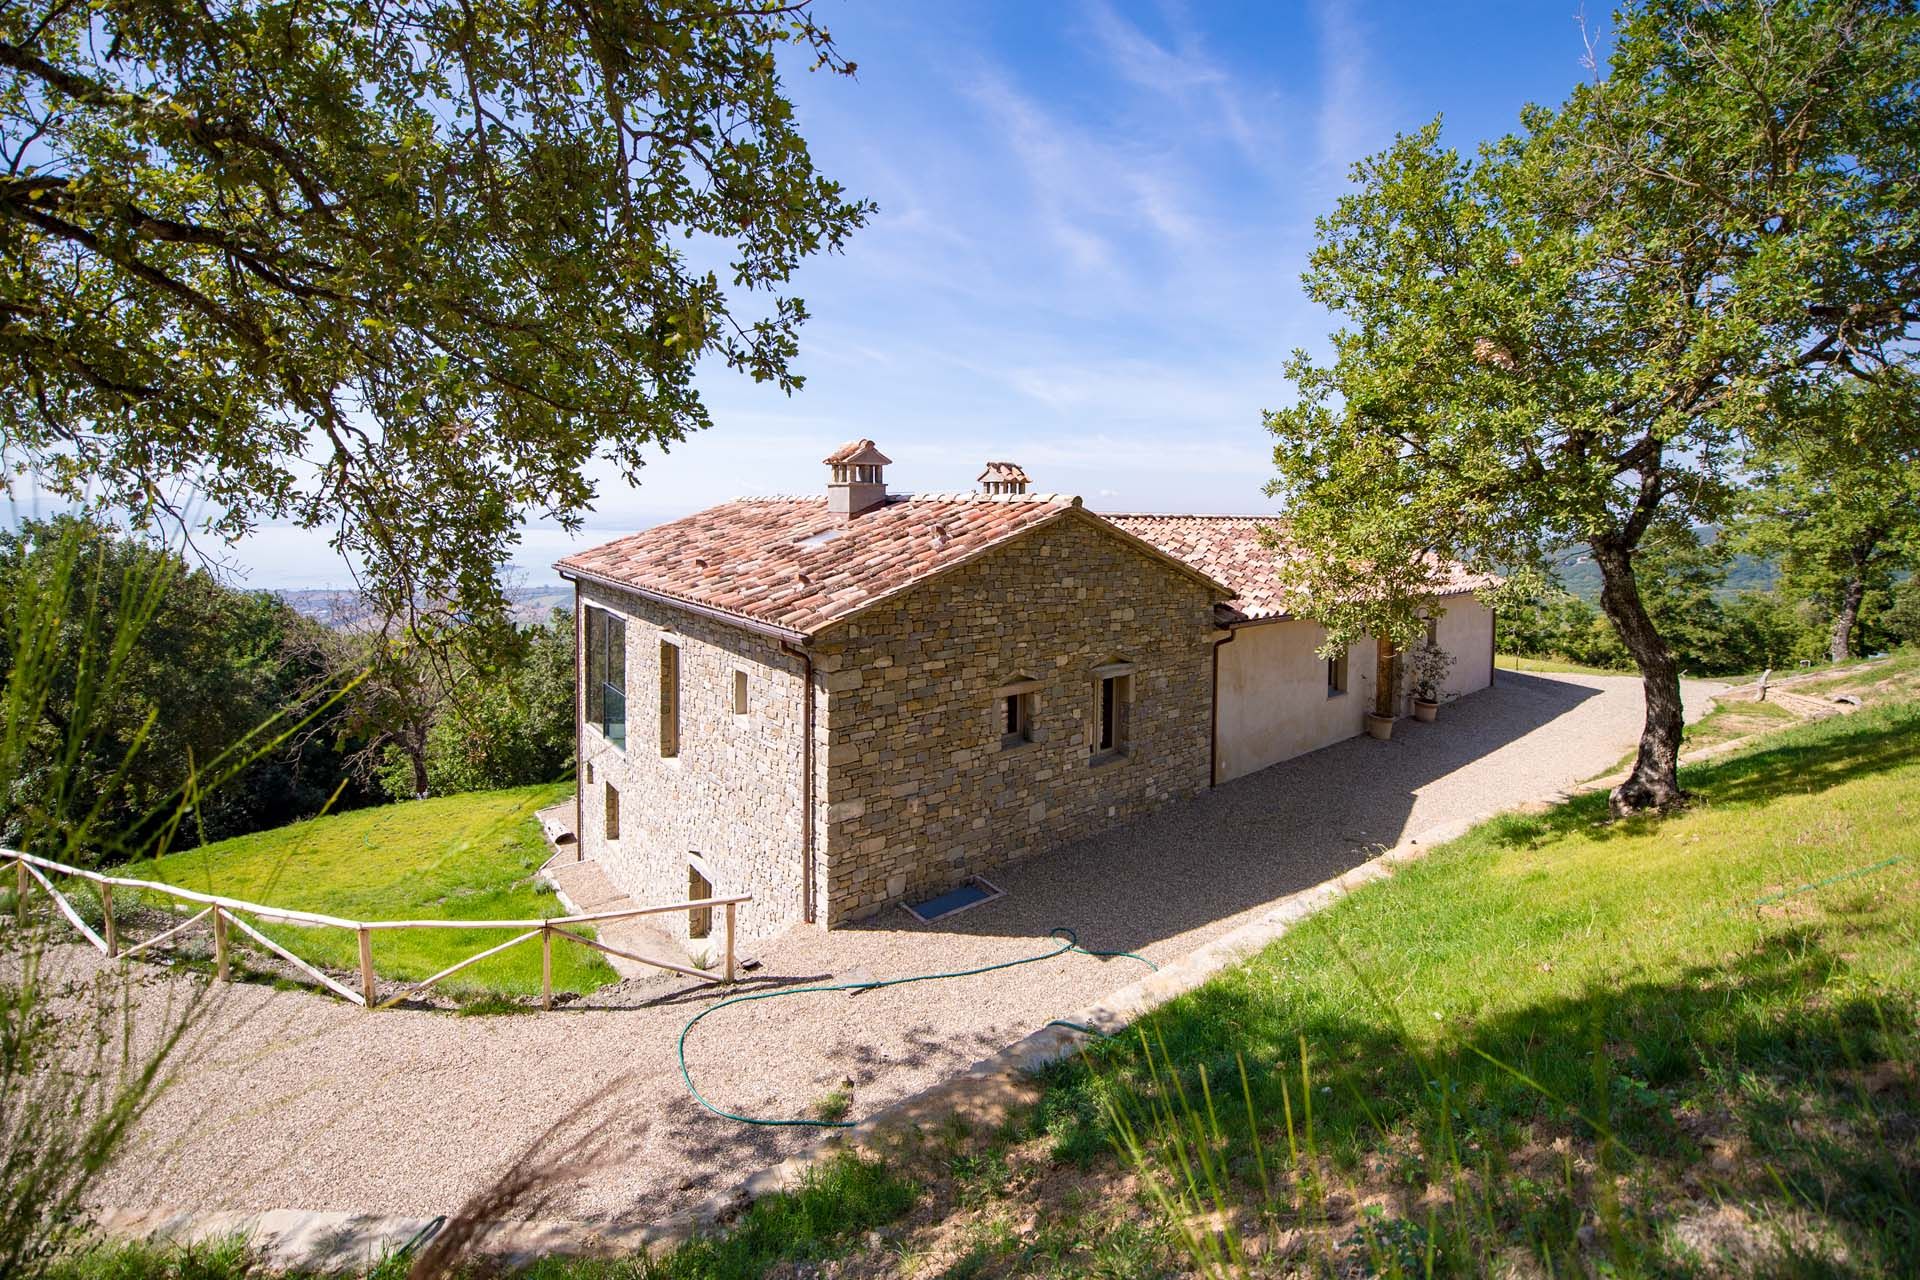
[541,924,553,1012]
[211,906,229,982]
[358,928,376,1009]
[13,858,25,926]
[100,882,117,956]
[723,902,737,983]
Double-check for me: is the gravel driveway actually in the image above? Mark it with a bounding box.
[79,670,1721,1226]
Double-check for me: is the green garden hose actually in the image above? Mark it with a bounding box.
[677,926,1155,1128]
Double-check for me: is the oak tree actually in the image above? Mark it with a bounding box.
[1265,0,1919,813]
[1,0,871,624]
[1734,381,1920,663]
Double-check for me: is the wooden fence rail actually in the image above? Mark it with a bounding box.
[2,847,748,1010]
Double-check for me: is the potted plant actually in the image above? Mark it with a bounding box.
[1409,640,1455,722]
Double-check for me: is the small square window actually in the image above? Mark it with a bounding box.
[733,669,749,716]
[1327,649,1349,697]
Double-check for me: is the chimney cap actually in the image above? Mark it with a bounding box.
[824,438,892,467]
[976,461,1029,485]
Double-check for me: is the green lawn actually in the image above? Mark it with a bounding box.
[1030,700,1920,1275]
[119,783,617,999]
[1495,651,1634,676]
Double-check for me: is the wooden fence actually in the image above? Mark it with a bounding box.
[3,847,749,1010]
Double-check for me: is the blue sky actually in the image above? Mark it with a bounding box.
[236,1,1609,590]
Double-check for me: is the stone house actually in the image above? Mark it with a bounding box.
[555,441,1494,942]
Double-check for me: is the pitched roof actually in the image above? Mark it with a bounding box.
[560,493,1228,639]
[1103,514,1493,625]
[976,461,1028,485]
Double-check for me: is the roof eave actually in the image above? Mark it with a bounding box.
[555,564,814,645]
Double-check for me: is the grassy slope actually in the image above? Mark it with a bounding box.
[122,783,616,997]
[1027,700,1920,1274]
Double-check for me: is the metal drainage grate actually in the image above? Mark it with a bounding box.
[902,876,1004,923]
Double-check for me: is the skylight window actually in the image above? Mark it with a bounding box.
[796,528,843,549]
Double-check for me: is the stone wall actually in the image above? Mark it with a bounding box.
[572,580,812,944]
[812,511,1220,923]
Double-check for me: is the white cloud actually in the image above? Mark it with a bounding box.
[1312,0,1390,177]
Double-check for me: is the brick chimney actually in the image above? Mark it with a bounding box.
[824,439,892,516]
[977,461,1029,496]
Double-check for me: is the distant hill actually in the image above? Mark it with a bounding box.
[1549,531,1778,602]
[276,583,573,630]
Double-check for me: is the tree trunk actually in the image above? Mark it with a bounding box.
[1829,566,1869,665]
[407,738,430,799]
[1591,540,1688,816]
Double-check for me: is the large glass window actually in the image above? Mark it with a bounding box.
[586,605,627,750]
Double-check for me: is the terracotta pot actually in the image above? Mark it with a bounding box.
[1413,697,1438,723]
[1364,711,1394,741]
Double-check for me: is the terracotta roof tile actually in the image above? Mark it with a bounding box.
[557,493,1083,636]
[1103,514,1493,624]
[976,461,1029,485]
[823,438,891,466]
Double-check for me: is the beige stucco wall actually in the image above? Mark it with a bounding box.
[572,580,815,945]
[1430,597,1495,700]
[813,512,1220,924]
[1213,620,1381,784]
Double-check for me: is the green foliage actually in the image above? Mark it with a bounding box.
[1264,0,1920,800]
[1731,381,1920,660]
[0,0,872,624]
[511,1154,916,1280]
[124,782,614,996]
[1496,591,1632,671]
[0,516,369,861]
[42,1236,257,1280]
[47,1155,916,1280]
[373,609,574,800]
[1502,581,1867,677]
[1064,699,1920,1275]
[3,517,206,1280]
[1888,578,1920,648]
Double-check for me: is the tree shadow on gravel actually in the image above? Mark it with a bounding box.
[858,672,1608,956]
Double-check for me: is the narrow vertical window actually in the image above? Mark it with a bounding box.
[586,606,626,750]
[1327,649,1349,697]
[733,669,749,717]
[604,782,620,842]
[1091,666,1132,759]
[659,640,680,758]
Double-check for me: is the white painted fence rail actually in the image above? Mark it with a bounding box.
[3,847,748,1009]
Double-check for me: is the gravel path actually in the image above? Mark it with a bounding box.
[80,670,1721,1226]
